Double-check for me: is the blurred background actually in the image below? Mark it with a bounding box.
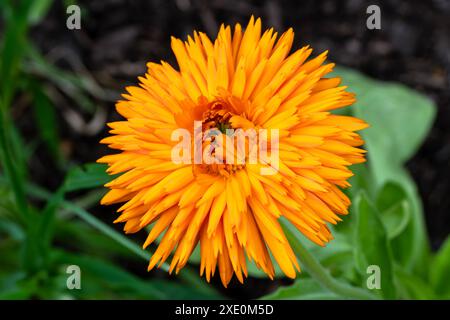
[0,0,449,299]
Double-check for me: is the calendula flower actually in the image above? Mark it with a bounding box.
[98,16,367,287]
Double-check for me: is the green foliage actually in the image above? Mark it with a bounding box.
[27,0,53,24]
[376,183,411,239]
[260,67,443,300]
[64,163,114,192]
[0,0,221,300]
[353,192,396,299]
[430,237,450,298]
[335,67,435,276]
[0,2,447,300]
[50,250,216,299]
[31,84,61,162]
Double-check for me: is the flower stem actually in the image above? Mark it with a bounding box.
[282,221,378,300]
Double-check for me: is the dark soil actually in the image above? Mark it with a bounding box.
[25,0,450,297]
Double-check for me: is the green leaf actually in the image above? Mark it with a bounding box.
[376,182,407,212]
[0,110,30,223]
[381,201,410,240]
[334,66,436,166]
[64,163,114,192]
[309,232,355,280]
[0,0,32,106]
[282,220,378,300]
[261,278,341,300]
[24,44,107,113]
[51,250,215,299]
[0,272,38,300]
[0,0,34,228]
[430,236,450,298]
[347,164,376,199]
[54,219,137,259]
[376,181,411,239]
[244,224,352,280]
[0,229,23,271]
[32,84,61,161]
[353,192,396,299]
[28,0,53,24]
[51,250,166,299]
[335,67,433,276]
[385,170,430,276]
[395,267,435,299]
[24,181,222,299]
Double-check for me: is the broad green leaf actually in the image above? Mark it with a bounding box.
[335,67,434,276]
[243,222,353,280]
[382,201,410,239]
[395,267,435,299]
[64,163,114,192]
[382,169,429,276]
[0,219,25,241]
[347,164,375,199]
[376,182,410,239]
[430,236,450,298]
[334,66,436,166]
[309,233,355,280]
[353,192,396,299]
[261,278,341,300]
[376,182,407,212]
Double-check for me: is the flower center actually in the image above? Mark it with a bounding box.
[194,100,245,177]
[202,101,233,133]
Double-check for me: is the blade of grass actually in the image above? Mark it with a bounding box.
[27,0,53,25]
[24,44,110,113]
[0,0,41,274]
[0,108,29,223]
[0,0,35,107]
[0,0,34,221]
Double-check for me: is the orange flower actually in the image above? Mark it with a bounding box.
[98,17,368,287]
